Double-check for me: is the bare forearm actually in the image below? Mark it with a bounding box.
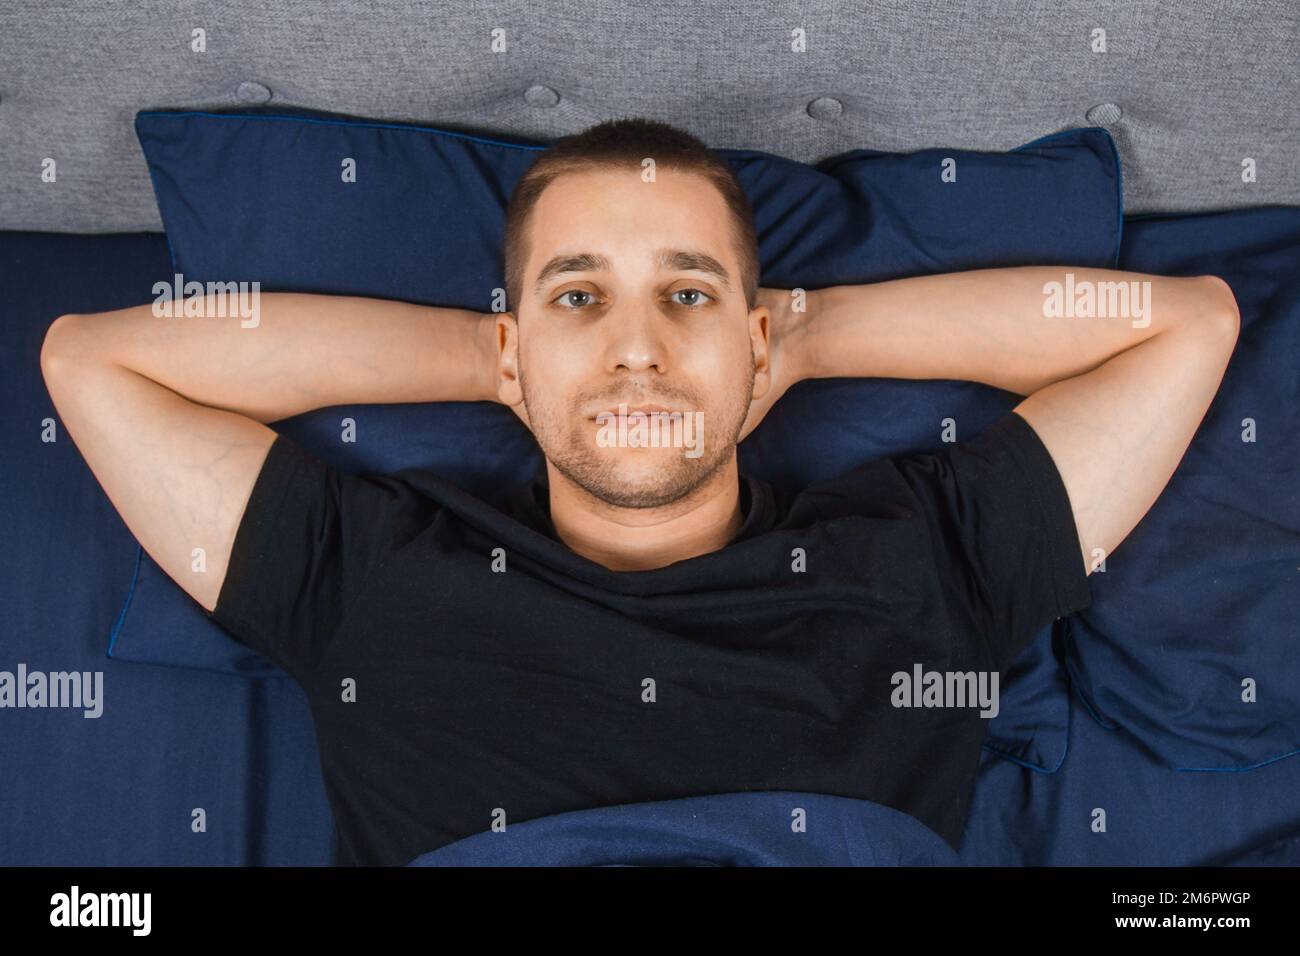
[56,293,498,423]
[801,267,1233,395]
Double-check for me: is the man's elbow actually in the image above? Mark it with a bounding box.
[40,313,86,381]
[1196,275,1241,343]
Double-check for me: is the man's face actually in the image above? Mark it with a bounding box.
[499,166,767,509]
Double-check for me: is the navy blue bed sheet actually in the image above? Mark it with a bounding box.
[0,232,333,865]
[3,206,1299,866]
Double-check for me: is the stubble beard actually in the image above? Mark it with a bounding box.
[519,355,755,509]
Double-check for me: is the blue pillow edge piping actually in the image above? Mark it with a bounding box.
[106,545,142,659]
[1176,747,1300,773]
[132,112,180,272]
[135,109,550,153]
[981,724,1070,774]
[1104,127,1125,264]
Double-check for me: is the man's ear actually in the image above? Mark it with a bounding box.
[495,312,532,430]
[748,302,772,401]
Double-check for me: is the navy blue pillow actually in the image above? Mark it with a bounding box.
[123,107,1122,769]
[135,107,1121,308]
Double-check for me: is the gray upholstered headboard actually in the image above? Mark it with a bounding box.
[3,0,1297,233]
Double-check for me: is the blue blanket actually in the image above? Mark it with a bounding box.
[406,791,961,866]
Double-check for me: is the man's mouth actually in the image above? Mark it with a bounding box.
[588,403,680,420]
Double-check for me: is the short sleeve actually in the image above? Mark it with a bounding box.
[890,410,1093,671]
[208,434,440,681]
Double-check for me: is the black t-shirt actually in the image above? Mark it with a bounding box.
[209,410,1091,866]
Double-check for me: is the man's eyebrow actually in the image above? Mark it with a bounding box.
[533,253,611,292]
[657,249,733,291]
[532,248,734,294]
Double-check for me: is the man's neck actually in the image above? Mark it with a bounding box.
[544,459,745,571]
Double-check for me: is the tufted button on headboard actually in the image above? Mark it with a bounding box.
[806,97,844,120]
[235,82,273,105]
[524,85,561,108]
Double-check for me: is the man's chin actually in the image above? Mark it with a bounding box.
[566,453,715,510]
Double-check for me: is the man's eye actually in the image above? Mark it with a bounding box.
[556,290,595,309]
[670,288,713,308]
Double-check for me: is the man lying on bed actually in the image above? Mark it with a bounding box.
[40,118,1239,866]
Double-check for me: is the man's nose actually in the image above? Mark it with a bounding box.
[605,303,668,373]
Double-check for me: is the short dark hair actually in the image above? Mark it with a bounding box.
[503,117,760,314]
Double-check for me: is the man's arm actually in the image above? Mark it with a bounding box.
[779,267,1240,572]
[40,293,499,612]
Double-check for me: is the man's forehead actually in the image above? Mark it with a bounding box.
[530,166,732,241]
